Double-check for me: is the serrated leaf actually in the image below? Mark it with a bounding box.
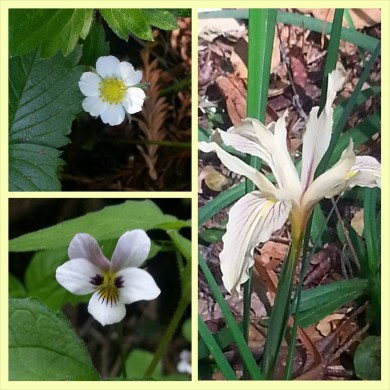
[9,9,93,58]
[142,10,178,30]
[9,298,99,380]
[101,9,179,41]
[9,50,87,191]
[354,335,381,380]
[9,200,177,252]
[80,21,109,66]
[170,9,192,18]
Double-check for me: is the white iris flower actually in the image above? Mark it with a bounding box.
[199,70,381,295]
[79,55,146,126]
[56,229,160,326]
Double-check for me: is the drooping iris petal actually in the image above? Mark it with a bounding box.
[199,141,278,197]
[117,268,161,305]
[222,115,301,200]
[96,55,121,78]
[302,141,356,214]
[221,191,291,294]
[99,103,125,126]
[111,230,151,272]
[56,258,100,295]
[68,233,110,269]
[301,69,346,191]
[348,156,381,189]
[88,291,126,326]
[122,88,146,114]
[78,72,101,97]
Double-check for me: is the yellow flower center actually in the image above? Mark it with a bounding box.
[91,270,124,306]
[99,77,126,105]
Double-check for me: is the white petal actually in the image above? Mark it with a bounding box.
[78,72,101,97]
[56,258,100,295]
[348,156,381,189]
[117,62,143,86]
[82,96,107,117]
[221,191,291,294]
[110,230,151,272]
[301,69,345,191]
[222,116,301,199]
[99,104,125,126]
[117,268,161,304]
[96,55,120,78]
[302,140,355,214]
[199,141,278,197]
[122,88,146,114]
[88,291,126,326]
[68,233,110,269]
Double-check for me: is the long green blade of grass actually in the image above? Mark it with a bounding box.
[198,316,237,380]
[199,253,265,379]
[199,10,380,53]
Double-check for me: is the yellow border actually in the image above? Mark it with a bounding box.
[1,1,389,390]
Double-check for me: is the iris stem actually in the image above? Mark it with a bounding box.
[116,322,127,378]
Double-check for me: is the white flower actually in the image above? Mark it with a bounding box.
[177,350,192,375]
[56,229,160,326]
[199,69,381,295]
[79,55,146,126]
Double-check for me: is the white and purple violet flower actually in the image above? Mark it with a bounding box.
[56,229,160,326]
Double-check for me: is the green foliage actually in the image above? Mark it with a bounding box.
[9,49,87,191]
[9,298,100,380]
[100,9,179,41]
[9,200,179,252]
[9,9,93,58]
[9,274,27,298]
[79,21,109,66]
[293,278,368,328]
[354,335,381,380]
[25,248,89,311]
[182,318,191,342]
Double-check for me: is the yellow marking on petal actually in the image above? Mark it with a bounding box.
[96,270,120,306]
[99,77,126,105]
[345,170,358,180]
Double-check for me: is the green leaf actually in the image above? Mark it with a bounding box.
[9,298,99,380]
[25,248,89,310]
[9,50,87,191]
[170,9,191,18]
[125,349,163,379]
[9,200,177,252]
[9,9,93,58]
[182,318,191,342]
[100,9,178,41]
[9,274,28,298]
[294,278,368,328]
[354,335,381,380]
[79,21,109,66]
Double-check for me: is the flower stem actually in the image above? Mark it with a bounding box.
[261,223,304,378]
[143,292,189,378]
[242,267,253,379]
[116,322,127,378]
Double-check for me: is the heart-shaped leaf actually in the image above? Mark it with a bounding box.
[9,298,100,380]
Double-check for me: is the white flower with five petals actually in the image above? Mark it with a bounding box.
[79,55,146,126]
[199,70,381,295]
[56,229,160,326]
